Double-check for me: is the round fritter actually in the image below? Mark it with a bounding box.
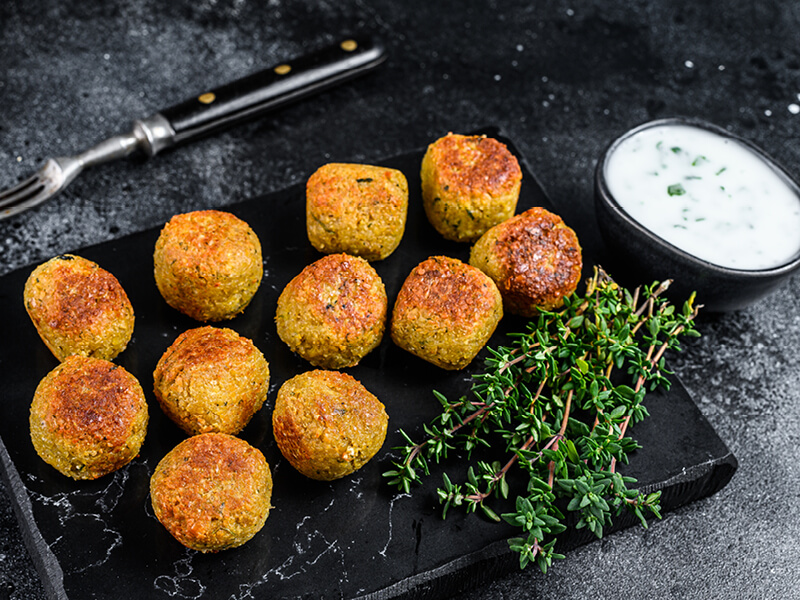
[153,326,270,436]
[469,207,583,315]
[272,370,388,481]
[29,356,148,480]
[421,133,522,242]
[153,210,263,322]
[390,255,503,370]
[275,253,387,369]
[150,433,272,553]
[23,254,134,361]
[306,163,409,261]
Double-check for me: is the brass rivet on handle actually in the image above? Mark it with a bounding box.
[198,92,216,104]
[274,64,291,75]
[340,39,358,52]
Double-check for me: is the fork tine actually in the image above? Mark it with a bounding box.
[0,174,47,210]
[0,173,40,200]
[0,186,53,219]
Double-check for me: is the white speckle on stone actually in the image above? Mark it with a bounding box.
[765,109,773,117]
[685,60,694,69]
[789,104,800,115]
[494,74,501,81]
[566,8,575,16]
[103,53,110,60]
[542,100,550,107]
[718,64,726,71]
[542,76,548,83]
[516,44,524,52]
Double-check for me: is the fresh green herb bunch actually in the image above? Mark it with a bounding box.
[383,266,700,572]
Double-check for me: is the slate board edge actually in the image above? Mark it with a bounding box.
[0,436,67,600]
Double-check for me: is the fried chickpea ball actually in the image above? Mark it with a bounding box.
[469,207,583,315]
[153,210,263,322]
[29,356,148,480]
[306,163,409,261]
[390,256,503,370]
[153,326,270,436]
[272,370,388,481]
[23,254,134,361]
[275,253,387,369]
[150,433,272,553]
[421,133,522,242]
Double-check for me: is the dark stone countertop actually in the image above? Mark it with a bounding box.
[2,1,800,598]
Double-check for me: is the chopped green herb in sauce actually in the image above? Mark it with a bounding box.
[667,183,686,196]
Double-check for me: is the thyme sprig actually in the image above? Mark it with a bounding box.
[383,266,700,572]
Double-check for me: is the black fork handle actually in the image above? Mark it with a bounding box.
[158,35,386,146]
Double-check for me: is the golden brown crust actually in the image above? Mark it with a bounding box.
[275,253,387,369]
[470,207,583,315]
[306,163,408,261]
[23,254,135,361]
[153,326,270,435]
[272,370,388,481]
[153,210,263,322]
[29,356,148,480]
[421,133,522,242]
[390,256,503,370]
[150,433,272,553]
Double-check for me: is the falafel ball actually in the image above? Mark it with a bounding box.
[275,253,387,369]
[469,207,583,315]
[272,370,388,481]
[153,326,270,436]
[390,256,503,370]
[421,133,522,242]
[23,254,135,361]
[29,356,148,480]
[306,163,409,261]
[150,433,273,553]
[153,210,263,322]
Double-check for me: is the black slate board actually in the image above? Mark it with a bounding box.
[0,131,737,600]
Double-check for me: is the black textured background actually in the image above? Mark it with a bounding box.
[1,1,799,598]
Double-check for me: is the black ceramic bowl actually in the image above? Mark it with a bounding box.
[595,117,800,312]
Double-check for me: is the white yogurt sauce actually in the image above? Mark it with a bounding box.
[604,123,800,270]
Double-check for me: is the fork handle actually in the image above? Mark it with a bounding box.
[153,35,385,150]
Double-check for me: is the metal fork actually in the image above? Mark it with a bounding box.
[0,35,385,220]
[0,117,170,219]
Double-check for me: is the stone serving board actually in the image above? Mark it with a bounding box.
[0,131,737,599]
